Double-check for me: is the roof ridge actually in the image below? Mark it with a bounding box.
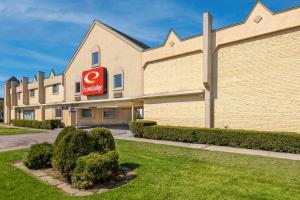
[96,20,150,49]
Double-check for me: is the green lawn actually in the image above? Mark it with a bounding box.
[0,140,300,200]
[0,126,45,135]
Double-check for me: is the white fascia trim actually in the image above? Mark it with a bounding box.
[142,89,204,99]
[13,89,205,108]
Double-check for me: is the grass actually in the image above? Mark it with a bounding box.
[0,126,45,135]
[0,140,300,200]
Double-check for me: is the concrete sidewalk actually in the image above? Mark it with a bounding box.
[0,127,128,152]
[115,132,300,161]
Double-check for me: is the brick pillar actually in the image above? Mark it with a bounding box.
[203,12,214,128]
[10,81,18,121]
[37,72,45,121]
[4,81,11,124]
[22,77,29,105]
[37,71,45,104]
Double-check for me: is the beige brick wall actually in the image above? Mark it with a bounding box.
[144,95,205,127]
[62,110,76,126]
[45,85,64,104]
[215,27,300,132]
[144,52,203,95]
[76,108,132,126]
[35,107,42,121]
[65,24,143,102]
[29,90,39,105]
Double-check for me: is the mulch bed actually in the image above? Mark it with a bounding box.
[14,162,137,196]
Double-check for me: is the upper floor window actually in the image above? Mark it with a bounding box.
[114,74,123,89]
[92,52,99,66]
[18,92,21,100]
[29,89,35,97]
[75,82,81,93]
[52,84,59,94]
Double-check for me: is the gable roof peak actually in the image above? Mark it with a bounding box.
[94,19,150,50]
[6,76,20,83]
[164,29,181,46]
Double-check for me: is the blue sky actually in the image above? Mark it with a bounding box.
[0,0,300,97]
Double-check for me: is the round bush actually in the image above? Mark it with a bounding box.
[54,126,76,146]
[24,142,53,170]
[88,128,115,153]
[52,129,96,180]
[71,151,119,189]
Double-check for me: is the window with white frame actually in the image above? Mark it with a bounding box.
[92,51,100,66]
[52,84,59,94]
[103,108,114,119]
[23,109,35,120]
[81,109,93,118]
[75,82,81,93]
[29,89,35,97]
[136,108,144,119]
[55,108,62,118]
[114,74,123,89]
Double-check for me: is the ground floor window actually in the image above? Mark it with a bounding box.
[23,110,35,120]
[81,109,93,118]
[103,108,114,119]
[55,108,62,118]
[136,108,144,119]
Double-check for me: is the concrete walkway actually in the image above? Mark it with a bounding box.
[0,127,127,152]
[115,132,300,161]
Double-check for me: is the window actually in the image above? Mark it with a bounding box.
[18,92,21,100]
[92,52,99,65]
[52,84,59,94]
[81,109,93,118]
[136,108,144,119]
[103,108,114,119]
[23,110,35,120]
[30,89,35,97]
[75,82,81,93]
[55,108,62,118]
[114,74,122,89]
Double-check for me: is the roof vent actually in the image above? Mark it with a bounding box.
[169,40,175,47]
[253,15,263,23]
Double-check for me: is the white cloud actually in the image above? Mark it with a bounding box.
[0,44,67,66]
[0,0,202,43]
[0,0,93,24]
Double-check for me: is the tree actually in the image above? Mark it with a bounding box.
[0,99,3,112]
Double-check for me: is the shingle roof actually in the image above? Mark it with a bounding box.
[97,20,150,49]
[6,76,20,83]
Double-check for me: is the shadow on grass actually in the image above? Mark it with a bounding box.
[90,162,140,191]
[120,162,140,171]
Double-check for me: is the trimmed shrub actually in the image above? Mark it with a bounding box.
[24,142,53,169]
[54,126,76,146]
[43,120,62,129]
[143,125,196,142]
[52,129,96,180]
[11,119,61,130]
[143,125,300,154]
[128,120,157,137]
[89,128,115,153]
[71,151,119,189]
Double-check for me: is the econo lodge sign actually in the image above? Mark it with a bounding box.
[82,67,107,96]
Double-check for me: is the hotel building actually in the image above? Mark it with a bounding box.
[4,1,300,132]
